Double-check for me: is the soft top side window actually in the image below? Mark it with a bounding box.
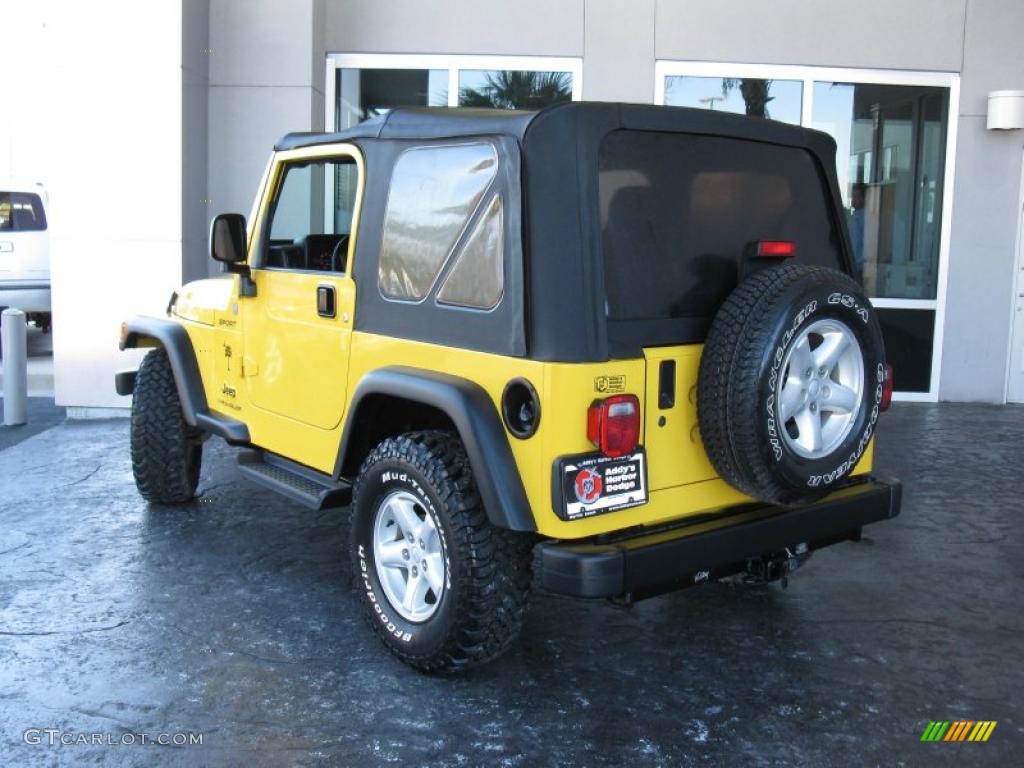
[378,143,500,304]
[436,194,504,310]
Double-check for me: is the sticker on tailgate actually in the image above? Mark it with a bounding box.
[554,449,648,521]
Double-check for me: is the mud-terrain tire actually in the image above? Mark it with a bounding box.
[698,265,886,504]
[130,348,202,503]
[350,430,532,673]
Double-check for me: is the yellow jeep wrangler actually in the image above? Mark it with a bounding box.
[118,103,900,672]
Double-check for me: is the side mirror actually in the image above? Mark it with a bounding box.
[210,213,256,297]
[210,213,247,264]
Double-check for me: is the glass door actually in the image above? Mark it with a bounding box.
[814,82,949,393]
[911,93,947,299]
[1009,169,1024,403]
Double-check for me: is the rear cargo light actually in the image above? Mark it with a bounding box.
[587,394,640,458]
[881,363,894,412]
[756,240,797,258]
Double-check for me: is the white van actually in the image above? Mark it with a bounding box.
[0,184,51,330]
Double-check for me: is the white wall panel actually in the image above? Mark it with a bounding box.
[3,0,186,409]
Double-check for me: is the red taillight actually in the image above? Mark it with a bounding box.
[881,363,894,412]
[756,240,797,258]
[587,395,640,458]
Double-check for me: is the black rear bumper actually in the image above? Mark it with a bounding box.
[534,478,901,599]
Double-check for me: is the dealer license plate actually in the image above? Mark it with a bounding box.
[555,449,648,521]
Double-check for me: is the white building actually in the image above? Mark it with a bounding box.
[2,0,1023,407]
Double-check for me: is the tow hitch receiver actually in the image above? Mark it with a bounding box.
[745,543,811,588]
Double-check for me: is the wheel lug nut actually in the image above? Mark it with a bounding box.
[818,367,827,376]
[411,566,419,577]
[418,539,424,549]
[421,560,427,569]
[805,368,813,378]
[810,403,817,413]
[402,549,409,560]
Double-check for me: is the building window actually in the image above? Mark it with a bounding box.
[328,54,583,131]
[656,62,958,400]
[458,70,572,109]
[336,68,448,128]
[664,76,803,125]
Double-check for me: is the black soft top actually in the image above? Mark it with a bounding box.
[274,104,848,363]
[275,102,836,157]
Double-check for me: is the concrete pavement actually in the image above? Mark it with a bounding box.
[0,404,1021,766]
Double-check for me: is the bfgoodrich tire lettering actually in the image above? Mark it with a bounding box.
[698,265,886,504]
[350,430,532,673]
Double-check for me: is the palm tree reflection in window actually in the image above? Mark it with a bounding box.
[721,78,774,119]
[459,71,572,110]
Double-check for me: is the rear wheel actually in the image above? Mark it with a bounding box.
[698,265,886,504]
[130,348,202,503]
[350,430,532,673]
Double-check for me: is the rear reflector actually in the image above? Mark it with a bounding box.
[881,363,894,412]
[587,394,641,458]
[756,240,797,258]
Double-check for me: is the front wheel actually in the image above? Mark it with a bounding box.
[130,348,203,503]
[350,431,532,673]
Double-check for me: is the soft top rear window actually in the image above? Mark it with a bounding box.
[598,130,842,350]
[0,192,47,232]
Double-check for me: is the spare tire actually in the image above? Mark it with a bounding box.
[698,264,886,504]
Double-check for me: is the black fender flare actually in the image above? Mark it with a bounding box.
[119,315,249,444]
[336,367,536,532]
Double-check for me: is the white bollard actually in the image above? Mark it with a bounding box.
[2,308,28,426]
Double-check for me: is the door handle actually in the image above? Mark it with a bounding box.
[317,284,336,318]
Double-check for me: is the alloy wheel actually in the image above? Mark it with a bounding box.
[775,318,865,459]
[372,490,446,622]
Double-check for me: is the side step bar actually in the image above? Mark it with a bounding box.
[237,451,352,510]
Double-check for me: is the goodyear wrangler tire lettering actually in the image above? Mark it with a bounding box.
[349,430,532,673]
[698,265,886,504]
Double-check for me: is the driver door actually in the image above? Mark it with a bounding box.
[241,146,362,441]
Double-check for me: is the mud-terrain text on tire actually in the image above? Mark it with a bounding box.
[350,430,532,673]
